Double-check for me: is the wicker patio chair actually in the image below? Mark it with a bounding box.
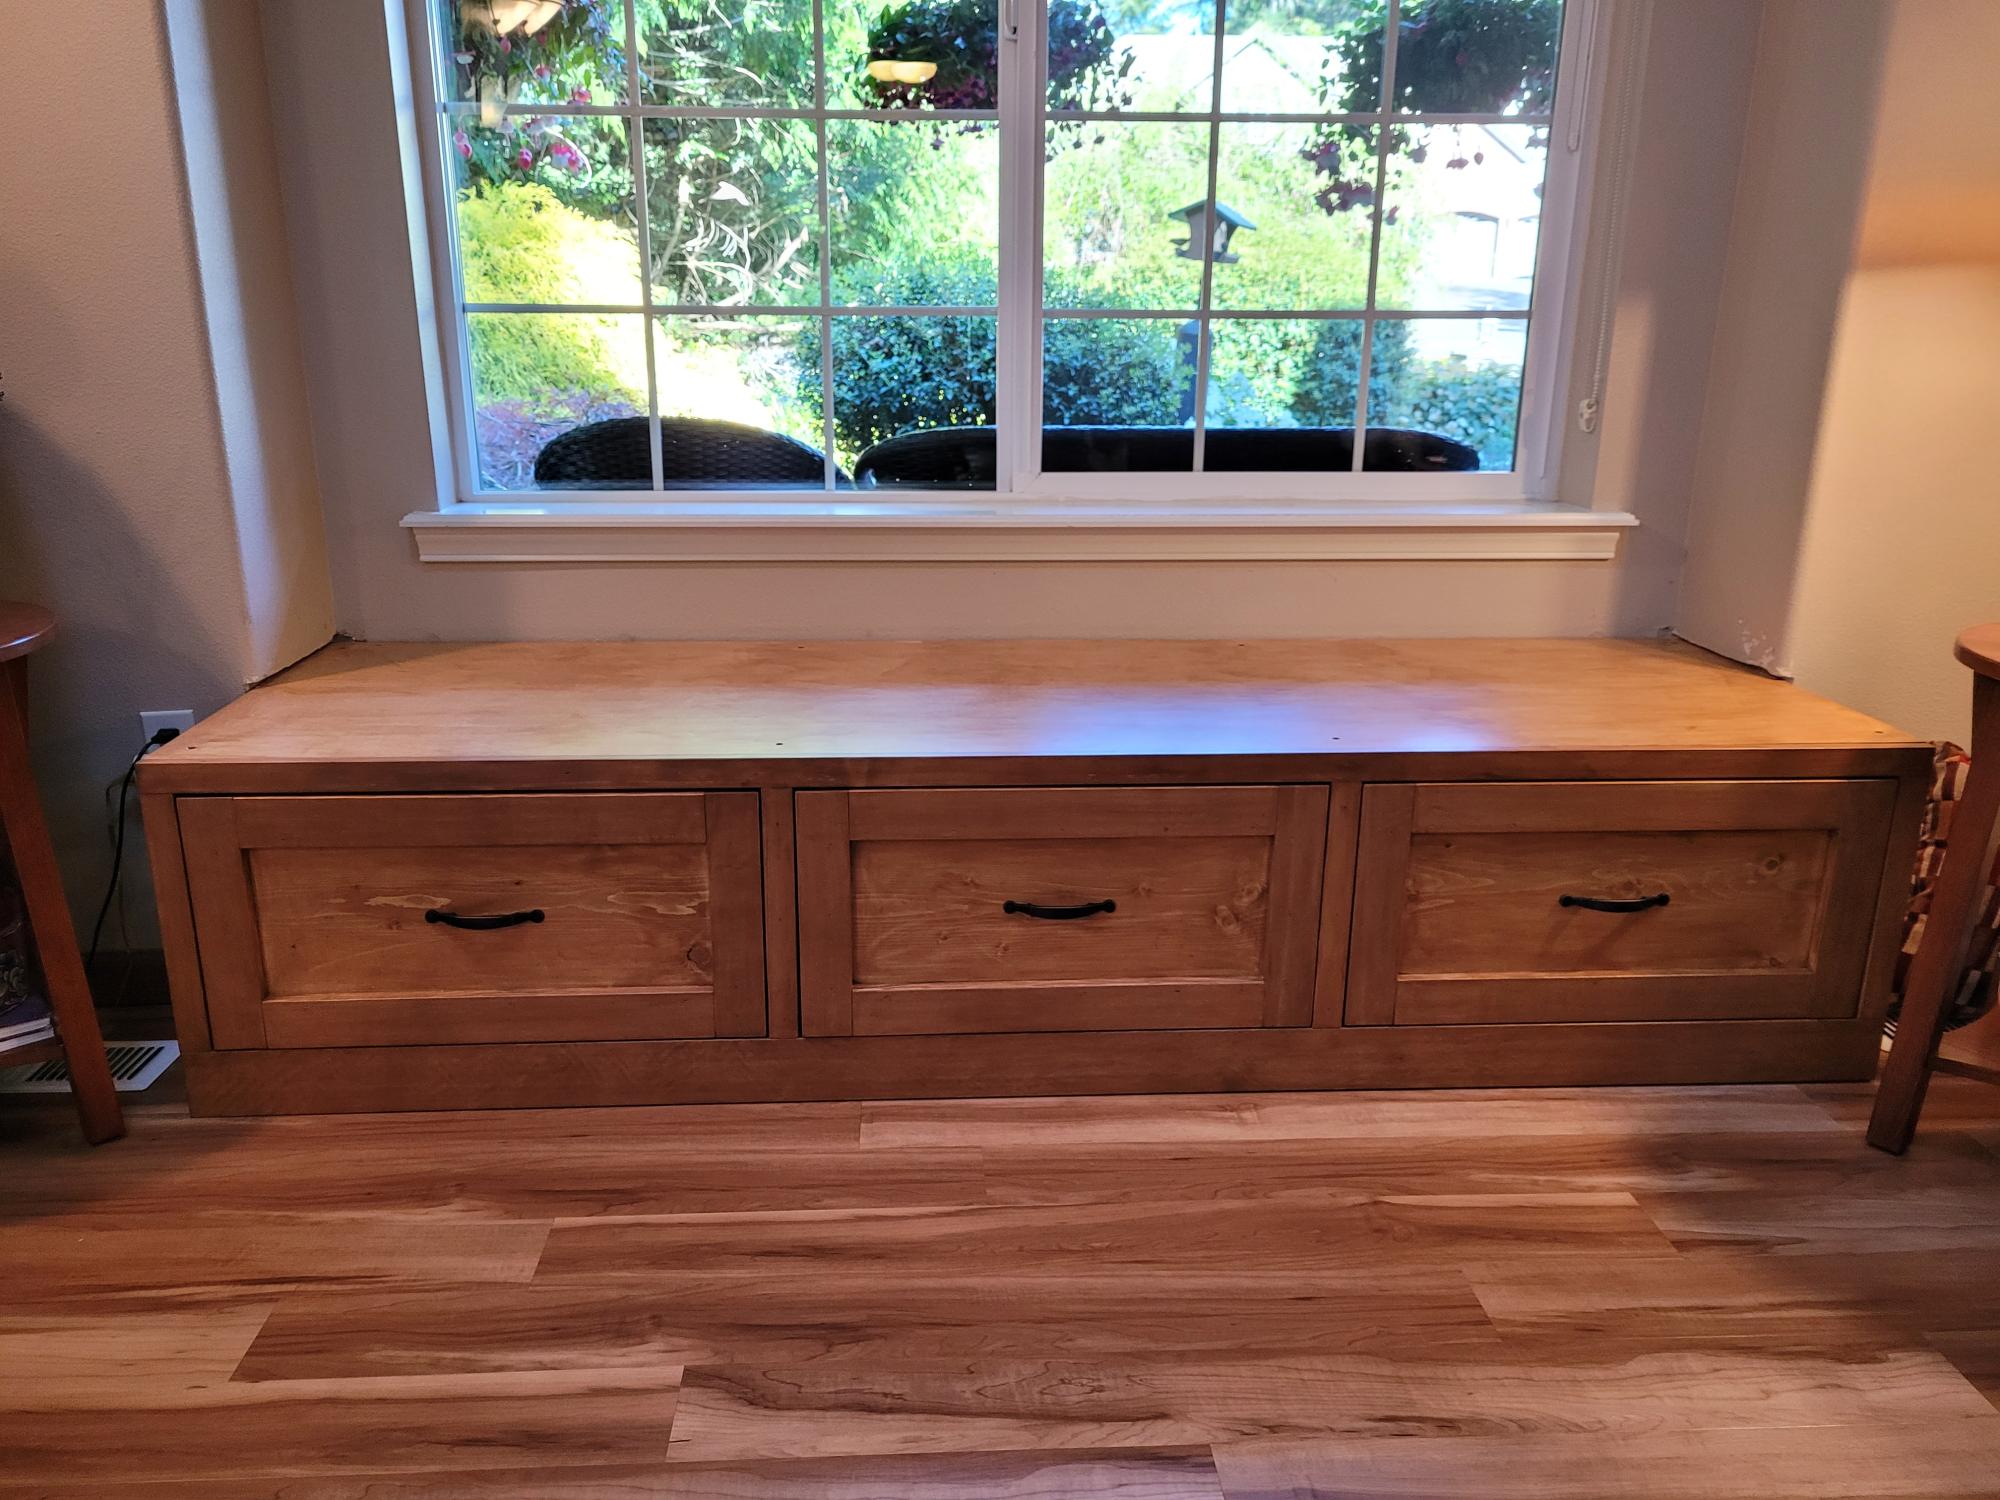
[534,416,841,489]
[853,425,1481,484]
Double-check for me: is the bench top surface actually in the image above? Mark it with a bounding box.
[147,638,1922,771]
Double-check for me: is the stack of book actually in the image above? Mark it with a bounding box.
[0,992,54,1056]
[2,881,55,1055]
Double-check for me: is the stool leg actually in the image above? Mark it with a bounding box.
[1870,673,2000,1153]
[0,658,123,1143]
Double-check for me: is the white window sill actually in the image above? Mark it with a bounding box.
[402,501,1638,564]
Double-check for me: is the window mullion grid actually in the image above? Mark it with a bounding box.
[1188,0,1230,475]
[812,0,837,492]
[1351,0,1402,473]
[420,10,483,503]
[995,0,1040,495]
[620,0,664,491]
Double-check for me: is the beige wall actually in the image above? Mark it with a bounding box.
[1786,0,2000,744]
[1674,0,1890,673]
[0,1,331,945]
[1786,266,2000,745]
[1677,0,2000,741]
[268,0,1761,644]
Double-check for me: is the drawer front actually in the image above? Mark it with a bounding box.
[798,786,1332,1036]
[181,793,765,1047]
[1347,780,1899,1026]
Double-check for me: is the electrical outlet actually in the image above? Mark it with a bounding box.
[140,709,196,744]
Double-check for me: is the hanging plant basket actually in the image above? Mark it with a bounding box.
[1306,0,1561,215]
[862,0,1128,112]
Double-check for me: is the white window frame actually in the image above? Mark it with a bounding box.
[399,0,1638,560]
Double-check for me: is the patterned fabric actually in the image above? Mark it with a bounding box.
[1886,742,2000,1036]
[0,880,34,1012]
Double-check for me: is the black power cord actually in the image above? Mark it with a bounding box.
[85,726,181,980]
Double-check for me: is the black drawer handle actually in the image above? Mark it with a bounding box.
[1002,899,1117,921]
[425,908,545,931]
[1559,893,1671,914]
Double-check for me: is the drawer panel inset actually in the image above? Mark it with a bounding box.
[798,786,1332,1036]
[1346,780,1897,1026]
[181,793,765,1048]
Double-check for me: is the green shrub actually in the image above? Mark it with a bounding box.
[1376,353,1523,470]
[791,261,1521,469]
[457,182,646,408]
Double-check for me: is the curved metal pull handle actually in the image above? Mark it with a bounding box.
[425,908,545,931]
[1559,892,1671,914]
[1002,898,1117,921]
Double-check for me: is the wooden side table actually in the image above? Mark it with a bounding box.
[0,603,123,1143]
[1869,624,2000,1153]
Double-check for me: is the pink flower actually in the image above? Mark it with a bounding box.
[570,87,592,104]
[499,36,511,54]
[454,128,472,159]
[516,146,535,169]
[534,63,551,79]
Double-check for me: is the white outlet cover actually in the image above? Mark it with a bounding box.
[140,709,196,741]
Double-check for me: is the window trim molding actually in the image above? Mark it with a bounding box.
[403,498,1636,563]
[394,0,1620,557]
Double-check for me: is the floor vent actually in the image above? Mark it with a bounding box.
[0,1041,180,1094]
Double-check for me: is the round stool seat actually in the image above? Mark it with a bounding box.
[0,603,56,664]
[1955,625,2000,681]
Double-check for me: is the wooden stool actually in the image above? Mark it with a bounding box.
[0,604,123,1143]
[1869,624,2000,1153]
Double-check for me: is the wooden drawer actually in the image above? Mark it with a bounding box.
[797,786,1333,1036]
[1346,780,1899,1026]
[180,793,765,1048]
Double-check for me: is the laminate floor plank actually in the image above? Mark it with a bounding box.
[0,1369,683,1486]
[2,1145,985,1223]
[861,1086,1844,1148]
[0,1447,1224,1499]
[1468,1248,2000,1352]
[975,1127,2000,1207]
[0,1219,550,1301]
[1209,1419,2000,1499]
[0,1304,274,1401]
[1929,1329,2000,1413]
[1642,1180,2000,1255]
[663,1347,1992,1463]
[232,1271,1502,1381]
[536,1193,1676,1280]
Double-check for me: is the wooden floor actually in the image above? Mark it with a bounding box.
[4,1072,2000,1498]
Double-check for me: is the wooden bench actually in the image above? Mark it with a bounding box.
[139,638,1929,1116]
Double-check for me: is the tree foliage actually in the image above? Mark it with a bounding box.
[443,0,1535,482]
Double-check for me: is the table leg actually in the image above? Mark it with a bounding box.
[0,657,123,1143]
[1869,673,2000,1153]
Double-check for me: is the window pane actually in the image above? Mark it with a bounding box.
[1043,121,1209,311]
[1366,316,1526,472]
[1042,317,1194,472]
[1219,0,1375,115]
[453,118,640,305]
[1389,0,1564,117]
[833,316,997,488]
[653,315,828,488]
[1044,317,1194,426]
[833,0,1001,111]
[1203,318,1363,473]
[1378,124,1545,310]
[438,0,628,110]
[1208,124,1373,313]
[828,120,999,306]
[1048,0,1214,114]
[466,312,648,491]
[637,0,815,108]
[642,118,820,307]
